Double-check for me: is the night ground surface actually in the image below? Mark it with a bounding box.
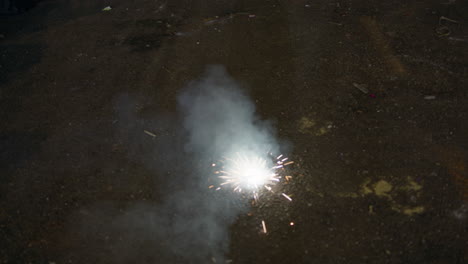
[1,0,467,263]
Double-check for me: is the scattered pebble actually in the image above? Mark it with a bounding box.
[453,203,467,220]
[102,6,112,11]
[144,130,156,137]
[352,82,369,94]
[424,95,436,100]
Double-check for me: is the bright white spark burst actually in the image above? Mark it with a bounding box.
[213,152,294,201]
[212,152,295,234]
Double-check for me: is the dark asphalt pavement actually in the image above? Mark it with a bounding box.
[1,0,467,263]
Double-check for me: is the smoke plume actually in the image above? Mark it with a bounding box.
[67,65,281,263]
[179,65,279,159]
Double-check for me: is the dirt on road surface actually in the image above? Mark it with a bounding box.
[1,0,467,263]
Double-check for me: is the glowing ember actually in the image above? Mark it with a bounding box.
[213,152,293,200]
[211,152,295,234]
[281,193,292,201]
[262,220,267,233]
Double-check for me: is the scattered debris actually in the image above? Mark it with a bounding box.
[448,37,468,43]
[175,12,256,38]
[298,116,333,136]
[204,12,253,26]
[439,16,459,25]
[156,3,166,13]
[442,0,457,4]
[453,203,468,220]
[436,16,459,37]
[435,26,451,37]
[400,54,455,75]
[281,193,293,201]
[424,95,436,100]
[352,83,369,94]
[144,130,156,137]
[102,6,112,12]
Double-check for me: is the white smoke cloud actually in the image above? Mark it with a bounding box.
[179,65,280,160]
[66,65,283,263]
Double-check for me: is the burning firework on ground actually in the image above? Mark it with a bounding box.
[210,152,294,233]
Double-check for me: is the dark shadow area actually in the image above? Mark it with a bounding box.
[0,44,43,84]
[0,1,52,38]
[0,131,46,174]
[0,0,40,15]
[0,44,43,122]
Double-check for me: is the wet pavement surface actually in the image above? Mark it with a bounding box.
[1,0,467,263]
